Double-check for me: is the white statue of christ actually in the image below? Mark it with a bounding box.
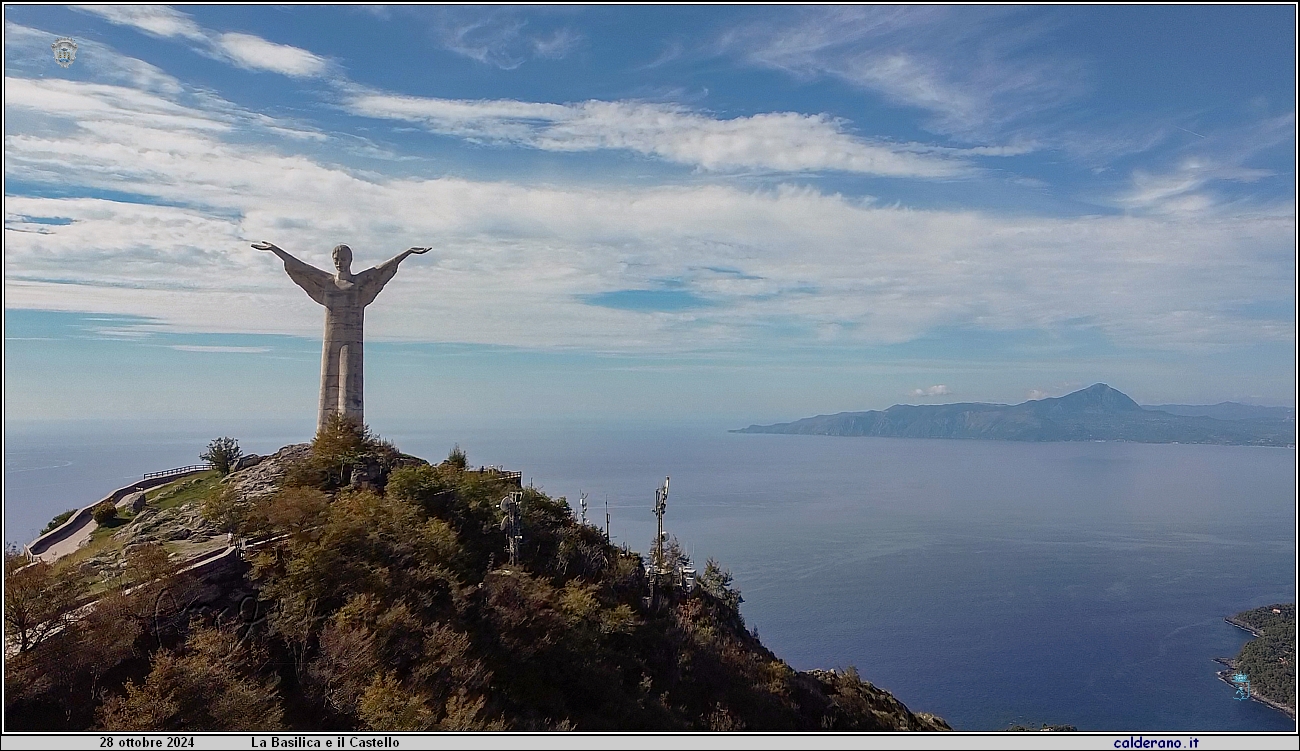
[254,241,429,431]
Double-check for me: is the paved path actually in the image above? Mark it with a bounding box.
[26,470,209,564]
[33,517,97,563]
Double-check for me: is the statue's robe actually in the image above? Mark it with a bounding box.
[276,253,405,430]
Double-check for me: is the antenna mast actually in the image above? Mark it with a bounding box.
[605,495,611,541]
[579,492,588,526]
[500,491,523,567]
[653,476,670,575]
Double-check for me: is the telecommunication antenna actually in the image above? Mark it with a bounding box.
[653,476,670,574]
[605,495,611,541]
[500,491,523,567]
[579,492,588,525]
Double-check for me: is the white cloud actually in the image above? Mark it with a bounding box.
[5,21,185,95]
[911,385,951,397]
[5,77,233,133]
[2,60,1294,358]
[73,5,206,41]
[216,32,328,78]
[1026,389,1049,400]
[72,6,330,79]
[7,22,335,149]
[344,90,972,177]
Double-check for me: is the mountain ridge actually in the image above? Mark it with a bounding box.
[734,384,1296,447]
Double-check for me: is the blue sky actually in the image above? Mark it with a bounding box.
[3,5,1296,426]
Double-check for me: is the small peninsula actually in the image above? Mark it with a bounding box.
[735,384,1295,447]
[1217,604,1296,718]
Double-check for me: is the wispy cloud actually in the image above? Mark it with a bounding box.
[5,20,185,95]
[65,9,969,178]
[1113,113,1295,215]
[533,28,581,59]
[170,345,271,353]
[72,5,206,41]
[718,6,1085,144]
[428,8,582,69]
[343,90,973,177]
[74,5,331,78]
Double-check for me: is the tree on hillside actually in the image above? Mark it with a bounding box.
[201,437,243,476]
[96,623,283,731]
[3,551,89,654]
[125,542,175,586]
[41,509,77,535]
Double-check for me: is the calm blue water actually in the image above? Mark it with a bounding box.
[5,418,1296,731]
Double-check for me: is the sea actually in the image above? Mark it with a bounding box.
[4,417,1296,732]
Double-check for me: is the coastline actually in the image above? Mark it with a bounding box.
[1213,647,1297,721]
[1224,616,1265,638]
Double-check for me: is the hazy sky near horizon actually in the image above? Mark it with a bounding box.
[4,6,1296,425]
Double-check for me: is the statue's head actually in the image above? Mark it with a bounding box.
[331,244,353,276]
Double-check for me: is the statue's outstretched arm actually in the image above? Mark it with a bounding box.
[253,241,331,305]
[358,247,430,306]
[377,246,432,272]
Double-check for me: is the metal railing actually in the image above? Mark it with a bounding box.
[468,465,522,480]
[142,464,212,480]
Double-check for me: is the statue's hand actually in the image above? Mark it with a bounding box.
[406,247,431,255]
[251,241,281,252]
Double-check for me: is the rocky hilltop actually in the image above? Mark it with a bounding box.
[736,384,1295,446]
[5,417,950,732]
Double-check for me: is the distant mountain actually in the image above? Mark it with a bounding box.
[1143,402,1296,421]
[735,384,1296,447]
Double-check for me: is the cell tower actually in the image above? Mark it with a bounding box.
[500,491,523,567]
[579,492,588,526]
[605,495,611,541]
[653,476,670,575]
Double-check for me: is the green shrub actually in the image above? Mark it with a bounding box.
[91,501,117,525]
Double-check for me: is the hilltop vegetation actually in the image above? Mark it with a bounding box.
[5,415,949,732]
[1228,604,1296,714]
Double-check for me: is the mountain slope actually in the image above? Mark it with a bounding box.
[5,420,952,732]
[736,384,1295,446]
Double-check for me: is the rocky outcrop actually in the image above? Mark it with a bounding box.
[115,503,218,546]
[221,442,429,497]
[232,453,264,472]
[116,491,147,513]
[223,443,311,501]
